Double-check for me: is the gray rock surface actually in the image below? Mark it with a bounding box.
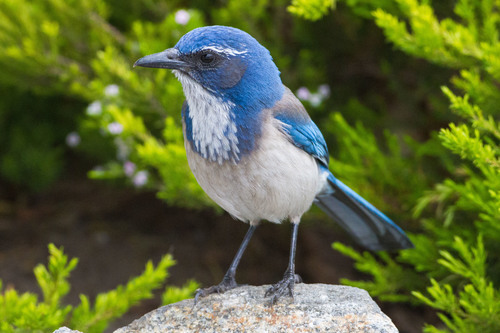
[114,284,398,333]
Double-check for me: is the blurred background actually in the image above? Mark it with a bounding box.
[1,1,499,332]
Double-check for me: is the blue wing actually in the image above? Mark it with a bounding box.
[272,88,329,167]
[273,88,413,251]
[275,113,329,168]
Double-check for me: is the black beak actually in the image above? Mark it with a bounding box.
[134,48,190,70]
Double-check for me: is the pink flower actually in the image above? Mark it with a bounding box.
[175,10,190,25]
[123,161,136,177]
[133,170,148,187]
[108,122,123,135]
[318,84,331,98]
[296,87,310,100]
[66,132,81,147]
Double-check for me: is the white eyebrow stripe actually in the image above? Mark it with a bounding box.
[202,45,248,56]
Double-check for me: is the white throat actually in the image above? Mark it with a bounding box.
[175,72,240,163]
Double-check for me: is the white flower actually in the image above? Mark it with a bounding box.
[318,84,331,98]
[114,137,130,161]
[65,132,81,147]
[309,93,322,107]
[175,9,191,25]
[86,101,102,116]
[296,87,310,101]
[104,84,120,97]
[133,170,148,187]
[108,122,123,135]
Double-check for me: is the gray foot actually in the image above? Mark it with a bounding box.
[194,275,241,304]
[265,270,302,304]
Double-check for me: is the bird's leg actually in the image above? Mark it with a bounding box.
[265,221,302,304]
[194,224,257,304]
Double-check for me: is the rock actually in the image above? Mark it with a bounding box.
[53,327,83,333]
[114,284,398,333]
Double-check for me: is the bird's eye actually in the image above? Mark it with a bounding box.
[200,52,215,64]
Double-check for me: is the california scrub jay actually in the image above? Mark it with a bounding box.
[135,26,413,303]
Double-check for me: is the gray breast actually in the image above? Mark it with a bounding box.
[183,116,327,224]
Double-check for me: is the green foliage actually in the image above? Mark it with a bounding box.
[0,245,75,333]
[372,0,500,69]
[2,0,500,331]
[0,88,80,192]
[162,279,200,305]
[286,0,500,331]
[413,236,500,333]
[288,0,336,21]
[70,257,174,333]
[34,244,78,309]
[0,124,62,192]
[333,242,421,302]
[1,0,303,204]
[0,0,113,191]
[0,244,196,333]
[325,112,431,215]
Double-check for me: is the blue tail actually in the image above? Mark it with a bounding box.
[315,173,413,251]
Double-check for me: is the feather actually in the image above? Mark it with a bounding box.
[315,173,413,251]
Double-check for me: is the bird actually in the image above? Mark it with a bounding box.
[134,25,413,304]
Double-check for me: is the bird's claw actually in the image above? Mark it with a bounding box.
[193,276,241,305]
[265,271,302,304]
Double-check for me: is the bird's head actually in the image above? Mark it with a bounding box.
[134,26,284,110]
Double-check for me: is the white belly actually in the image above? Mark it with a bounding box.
[184,119,327,224]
